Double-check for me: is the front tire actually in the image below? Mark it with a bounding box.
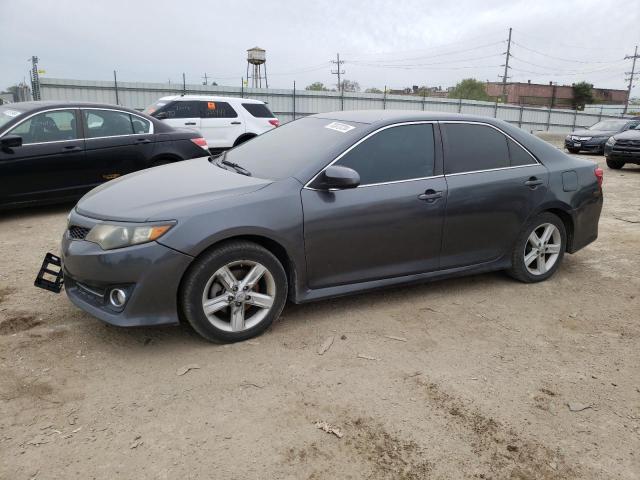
[567,147,580,154]
[507,213,566,283]
[180,241,288,343]
[606,158,625,170]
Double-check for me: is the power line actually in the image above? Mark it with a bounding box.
[511,41,621,64]
[348,53,502,69]
[348,41,505,64]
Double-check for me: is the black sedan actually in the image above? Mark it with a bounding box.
[0,101,209,208]
[38,111,603,343]
[565,117,640,154]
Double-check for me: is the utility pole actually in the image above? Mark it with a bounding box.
[499,28,512,104]
[202,73,209,85]
[623,45,638,115]
[331,53,345,92]
[30,56,41,101]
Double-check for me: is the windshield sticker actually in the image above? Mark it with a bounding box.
[2,109,21,117]
[325,122,355,133]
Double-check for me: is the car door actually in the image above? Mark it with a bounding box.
[0,108,86,205]
[439,122,549,269]
[156,100,201,134]
[198,101,245,148]
[301,122,447,289]
[82,109,155,185]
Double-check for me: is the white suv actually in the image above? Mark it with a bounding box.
[145,95,279,151]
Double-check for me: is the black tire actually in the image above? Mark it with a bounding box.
[507,212,567,283]
[606,158,625,170]
[149,158,173,168]
[179,241,287,343]
[233,134,256,147]
[567,147,580,154]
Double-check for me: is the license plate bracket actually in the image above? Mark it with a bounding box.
[34,252,64,293]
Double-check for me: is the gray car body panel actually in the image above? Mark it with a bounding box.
[62,111,603,327]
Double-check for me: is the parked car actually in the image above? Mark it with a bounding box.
[565,117,640,154]
[144,95,279,152]
[37,111,603,343]
[604,125,640,169]
[0,101,209,209]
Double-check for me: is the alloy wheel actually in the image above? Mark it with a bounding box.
[201,260,276,332]
[523,223,561,276]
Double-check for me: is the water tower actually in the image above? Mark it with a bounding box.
[246,47,268,88]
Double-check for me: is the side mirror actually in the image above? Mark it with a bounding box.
[1,134,22,149]
[315,165,360,190]
[154,111,167,120]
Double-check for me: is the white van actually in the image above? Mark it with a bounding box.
[145,95,279,151]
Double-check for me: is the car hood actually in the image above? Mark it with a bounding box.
[76,157,271,222]
[613,129,640,140]
[570,129,617,137]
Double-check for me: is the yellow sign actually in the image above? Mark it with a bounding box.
[37,69,46,74]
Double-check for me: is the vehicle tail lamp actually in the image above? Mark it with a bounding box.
[191,137,209,150]
[269,119,280,127]
[594,167,603,188]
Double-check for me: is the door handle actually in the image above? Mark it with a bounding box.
[135,138,151,144]
[524,177,544,187]
[62,145,82,153]
[231,121,242,125]
[184,122,196,126]
[418,189,443,202]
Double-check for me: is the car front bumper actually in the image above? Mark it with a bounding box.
[61,219,193,327]
[605,145,640,164]
[564,138,607,152]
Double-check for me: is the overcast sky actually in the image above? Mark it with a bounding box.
[2,0,638,96]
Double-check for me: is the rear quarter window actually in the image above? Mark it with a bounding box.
[201,101,238,118]
[242,103,274,118]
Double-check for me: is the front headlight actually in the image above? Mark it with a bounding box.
[85,222,174,250]
[606,136,616,146]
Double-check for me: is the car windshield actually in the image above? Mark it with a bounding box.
[588,120,627,131]
[143,100,170,115]
[223,117,365,180]
[0,105,26,129]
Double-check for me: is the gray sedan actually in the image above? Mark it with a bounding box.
[40,111,603,342]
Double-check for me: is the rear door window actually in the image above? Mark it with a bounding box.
[442,123,510,174]
[83,110,134,138]
[335,123,435,185]
[9,110,79,144]
[201,101,238,118]
[242,103,274,118]
[507,139,535,166]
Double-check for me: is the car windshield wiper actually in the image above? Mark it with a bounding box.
[213,151,252,176]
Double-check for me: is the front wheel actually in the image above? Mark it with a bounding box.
[180,241,288,343]
[567,147,580,154]
[606,158,625,170]
[507,213,566,283]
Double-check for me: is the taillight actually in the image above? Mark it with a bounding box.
[594,166,603,188]
[191,137,209,150]
[269,119,280,127]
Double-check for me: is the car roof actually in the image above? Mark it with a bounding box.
[2,100,146,115]
[311,109,516,127]
[157,95,263,104]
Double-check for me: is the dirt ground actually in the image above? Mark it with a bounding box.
[1,150,639,479]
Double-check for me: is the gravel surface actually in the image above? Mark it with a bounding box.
[1,152,638,479]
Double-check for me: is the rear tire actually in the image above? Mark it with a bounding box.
[179,241,287,343]
[507,212,566,283]
[606,158,625,170]
[567,147,580,154]
[233,134,256,147]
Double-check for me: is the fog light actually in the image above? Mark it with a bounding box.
[109,288,127,308]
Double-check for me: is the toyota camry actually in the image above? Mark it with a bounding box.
[36,111,603,343]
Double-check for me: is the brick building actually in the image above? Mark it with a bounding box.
[485,81,628,109]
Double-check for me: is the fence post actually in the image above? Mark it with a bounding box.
[458,98,462,113]
[546,106,552,131]
[241,78,244,98]
[598,105,603,122]
[422,90,426,111]
[493,99,499,118]
[341,85,344,111]
[572,108,578,130]
[182,73,186,95]
[383,86,387,110]
[293,81,296,120]
[113,70,119,105]
[518,106,524,128]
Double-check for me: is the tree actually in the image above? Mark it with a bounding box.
[339,79,360,93]
[449,78,490,101]
[365,87,383,94]
[572,82,594,110]
[305,82,329,91]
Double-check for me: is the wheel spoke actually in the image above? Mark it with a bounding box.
[528,232,541,248]
[540,224,555,244]
[230,304,245,331]
[203,294,229,315]
[537,254,547,274]
[246,292,274,309]
[216,266,237,290]
[524,250,537,266]
[545,243,561,254]
[240,264,266,289]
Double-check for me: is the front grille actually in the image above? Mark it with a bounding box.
[68,225,91,240]
[616,139,640,147]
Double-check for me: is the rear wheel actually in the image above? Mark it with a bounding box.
[606,158,625,169]
[507,213,566,283]
[180,241,287,343]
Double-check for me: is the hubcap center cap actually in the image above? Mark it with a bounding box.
[234,292,248,303]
